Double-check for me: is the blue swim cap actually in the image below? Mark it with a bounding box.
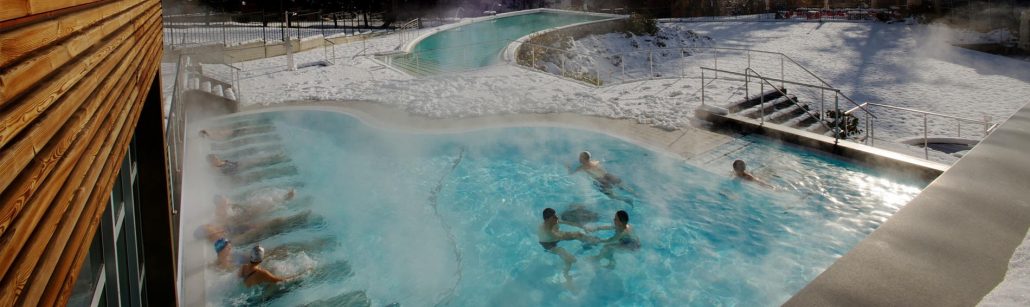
[214,238,230,254]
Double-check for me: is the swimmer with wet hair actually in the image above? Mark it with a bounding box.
[537,208,598,291]
[207,153,290,176]
[569,151,634,203]
[212,236,336,271]
[732,160,773,188]
[588,210,640,269]
[238,246,308,288]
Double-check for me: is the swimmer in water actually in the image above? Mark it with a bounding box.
[537,208,599,291]
[588,210,640,269]
[569,151,634,203]
[732,159,774,189]
[238,246,308,288]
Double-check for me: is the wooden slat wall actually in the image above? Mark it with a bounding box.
[0,0,165,305]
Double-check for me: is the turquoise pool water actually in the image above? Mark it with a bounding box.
[200,110,925,306]
[403,12,607,71]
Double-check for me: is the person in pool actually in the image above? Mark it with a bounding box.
[588,210,640,269]
[206,153,289,176]
[205,209,322,246]
[537,208,598,290]
[214,189,296,225]
[569,151,633,203]
[732,160,773,188]
[212,236,336,270]
[239,246,308,288]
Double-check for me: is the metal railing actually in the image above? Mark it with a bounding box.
[163,10,392,47]
[164,54,190,251]
[859,103,998,159]
[701,67,838,132]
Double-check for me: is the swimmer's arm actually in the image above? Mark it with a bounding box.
[568,163,585,174]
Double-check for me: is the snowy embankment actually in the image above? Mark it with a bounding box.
[215,21,1029,152]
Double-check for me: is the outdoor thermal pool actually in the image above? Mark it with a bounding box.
[181,109,925,306]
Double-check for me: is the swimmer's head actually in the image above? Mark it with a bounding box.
[199,129,209,137]
[542,208,557,222]
[214,238,231,254]
[285,188,296,200]
[615,210,629,225]
[732,160,747,173]
[579,151,591,163]
[250,246,265,264]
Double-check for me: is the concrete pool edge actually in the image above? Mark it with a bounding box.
[237,100,735,162]
[785,101,1030,306]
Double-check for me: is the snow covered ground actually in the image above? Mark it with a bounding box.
[207,20,1029,164]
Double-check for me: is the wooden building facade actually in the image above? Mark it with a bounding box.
[1,0,175,306]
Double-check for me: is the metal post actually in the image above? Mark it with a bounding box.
[714,50,719,78]
[820,89,825,122]
[924,113,929,159]
[747,49,751,68]
[984,114,991,136]
[834,93,840,143]
[621,55,625,79]
[957,121,962,138]
[701,70,706,106]
[744,70,749,103]
[648,50,654,79]
[760,81,765,125]
[780,55,785,88]
[286,11,296,71]
[867,113,872,145]
[222,15,228,46]
[681,49,686,78]
[561,57,566,77]
[594,57,600,86]
[531,45,536,68]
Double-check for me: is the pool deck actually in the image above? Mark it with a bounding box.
[785,102,1030,306]
[240,100,737,162]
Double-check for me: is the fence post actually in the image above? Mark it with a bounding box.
[747,49,751,68]
[531,45,536,69]
[984,114,991,136]
[701,70,705,106]
[648,50,654,79]
[222,14,228,46]
[834,93,840,143]
[714,49,719,79]
[680,49,686,78]
[594,57,600,87]
[780,55,785,88]
[760,81,765,125]
[867,113,873,146]
[923,113,929,159]
[957,121,962,138]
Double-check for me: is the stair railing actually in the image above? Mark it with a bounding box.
[701,67,836,136]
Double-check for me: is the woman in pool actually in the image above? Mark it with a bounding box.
[569,151,634,203]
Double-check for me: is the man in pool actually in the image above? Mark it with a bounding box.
[207,153,289,176]
[537,208,598,290]
[212,236,337,271]
[569,151,633,203]
[588,210,640,269]
[732,160,773,188]
[239,246,308,288]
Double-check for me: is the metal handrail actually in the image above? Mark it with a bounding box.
[779,55,875,118]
